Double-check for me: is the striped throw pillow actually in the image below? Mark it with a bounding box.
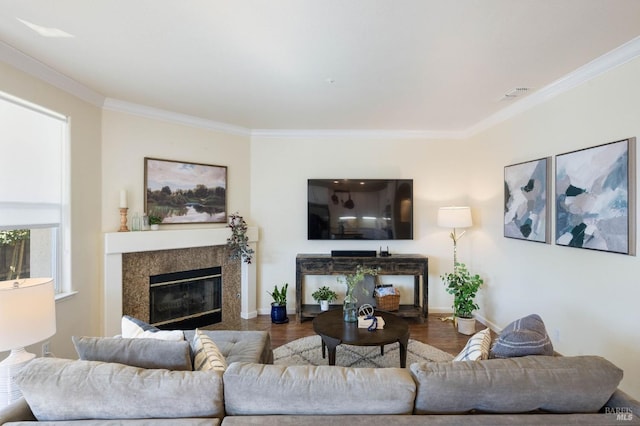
[453,328,491,361]
[193,329,228,371]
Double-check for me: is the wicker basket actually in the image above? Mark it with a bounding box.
[375,294,400,311]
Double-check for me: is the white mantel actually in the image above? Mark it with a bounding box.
[103,227,258,336]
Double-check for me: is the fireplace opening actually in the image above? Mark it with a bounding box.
[149,266,222,329]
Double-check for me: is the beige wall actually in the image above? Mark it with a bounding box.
[0,62,102,359]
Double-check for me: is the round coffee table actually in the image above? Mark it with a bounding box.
[312,309,410,367]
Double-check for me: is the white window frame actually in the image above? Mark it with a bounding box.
[0,91,71,296]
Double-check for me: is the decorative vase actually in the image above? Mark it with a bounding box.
[320,300,330,311]
[270,303,289,324]
[343,290,358,322]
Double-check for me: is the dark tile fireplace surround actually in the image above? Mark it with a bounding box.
[122,245,241,330]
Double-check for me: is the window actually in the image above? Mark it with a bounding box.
[0,92,69,293]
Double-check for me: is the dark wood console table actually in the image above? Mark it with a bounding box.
[295,253,428,323]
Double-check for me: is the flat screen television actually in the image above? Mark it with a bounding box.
[308,179,413,240]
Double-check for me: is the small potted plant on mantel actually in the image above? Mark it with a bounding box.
[267,283,289,324]
[441,262,483,335]
[148,215,162,231]
[311,286,338,312]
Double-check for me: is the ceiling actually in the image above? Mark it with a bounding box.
[1,0,640,135]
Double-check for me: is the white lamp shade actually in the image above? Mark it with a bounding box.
[437,206,472,228]
[0,278,56,351]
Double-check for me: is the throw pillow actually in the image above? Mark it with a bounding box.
[453,328,491,361]
[72,336,192,370]
[121,315,184,341]
[192,329,227,371]
[490,313,553,358]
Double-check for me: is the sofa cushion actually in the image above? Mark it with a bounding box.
[410,355,623,414]
[121,315,184,341]
[16,358,224,421]
[490,313,553,358]
[223,362,416,416]
[72,336,192,371]
[184,330,274,364]
[193,329,227,371]
[453,328,491,361]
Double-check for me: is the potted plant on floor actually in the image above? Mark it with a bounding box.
[311,286,338,312]
[441,262,483,335]
[268,283,289,324]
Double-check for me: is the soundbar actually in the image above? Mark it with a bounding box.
[331,250,377,258]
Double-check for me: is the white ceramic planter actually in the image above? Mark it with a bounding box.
[456,317,476,335]
[319,300,330,311]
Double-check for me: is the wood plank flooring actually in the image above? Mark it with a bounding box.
[236,313,487,356]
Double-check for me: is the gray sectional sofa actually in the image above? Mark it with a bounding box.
[1,329,638,425]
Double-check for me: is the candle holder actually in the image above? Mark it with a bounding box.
[118,208,130,232]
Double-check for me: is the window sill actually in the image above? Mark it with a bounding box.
[55,291,78,302]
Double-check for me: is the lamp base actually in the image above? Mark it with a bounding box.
[0,348,36,408]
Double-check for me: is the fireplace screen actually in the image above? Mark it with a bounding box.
[149,266,222,327]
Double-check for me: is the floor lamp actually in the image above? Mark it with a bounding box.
[437,206,472,271]
[0,278,56,408]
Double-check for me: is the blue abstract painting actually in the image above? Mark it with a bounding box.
[555,138,636,255]
[504,157,550,243]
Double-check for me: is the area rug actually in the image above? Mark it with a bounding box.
[274,335,453,368]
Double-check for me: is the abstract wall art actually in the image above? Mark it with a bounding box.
[504,157,551,243]
[555,138,636,255]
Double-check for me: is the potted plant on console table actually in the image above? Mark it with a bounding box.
[311,286,338,312]
[268,283,289,324]
[441,262,483,335]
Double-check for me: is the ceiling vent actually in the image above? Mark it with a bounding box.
[500,87,531,101]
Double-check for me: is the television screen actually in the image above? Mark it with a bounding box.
[308,179,413,240]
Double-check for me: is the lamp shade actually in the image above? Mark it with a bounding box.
[437,206,472,228]
[0,278,56,351]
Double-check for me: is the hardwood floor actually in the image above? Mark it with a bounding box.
[237,313,487,356]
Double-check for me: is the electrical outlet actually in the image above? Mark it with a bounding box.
[42,341,51,357]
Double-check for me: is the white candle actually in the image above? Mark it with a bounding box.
[119,189,128,208]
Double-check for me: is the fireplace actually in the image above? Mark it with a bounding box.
[150,266,222,329]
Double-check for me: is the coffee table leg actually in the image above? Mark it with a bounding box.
[319,334,341,366]
[380,345,384,356]
[398,332,410,368]
[321,339,326,358]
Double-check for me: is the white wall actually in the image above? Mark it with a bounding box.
[0,62,102,359]
[250,136,474,312]
[101,110,251,233]
[468,56,640,398]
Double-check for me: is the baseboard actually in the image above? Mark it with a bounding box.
[241,310,258,320]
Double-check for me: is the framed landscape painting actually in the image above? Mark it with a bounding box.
[555,138,636,255]
[144,157,227,224]
[504,157,551,243]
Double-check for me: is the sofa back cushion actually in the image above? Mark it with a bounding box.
[16,358,224,421]
[72,336,193,371]
[223,362,416,416]
[410,355,623,414]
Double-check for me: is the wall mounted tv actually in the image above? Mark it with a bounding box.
[308,179,413,240]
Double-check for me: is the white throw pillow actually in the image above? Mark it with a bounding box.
[193,329,227,371]
[453,328,491,361]
[121,315,184,341]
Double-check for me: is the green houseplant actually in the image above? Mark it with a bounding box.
[311,286,338,311]
[441,262,483,335]
[148,215,162,230]
[268,283,289,324]
[227,212,254,264]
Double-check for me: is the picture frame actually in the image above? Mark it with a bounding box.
[555,138,636,255]
[144,157,227,224]
[504,157,551,243]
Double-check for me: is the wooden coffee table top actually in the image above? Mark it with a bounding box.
[312,309,409,347]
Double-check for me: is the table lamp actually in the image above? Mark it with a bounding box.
[437,206,472,270]
[0,278,56,407]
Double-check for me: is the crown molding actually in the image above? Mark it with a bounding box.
[102,99,250,136]
[3,35,640,140]
[250,128,466,140]
[0,41,105,108]
[466,35,640,138]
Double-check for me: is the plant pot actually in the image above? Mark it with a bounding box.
[319,300,330,311]
[456,316,476,335]
[270,303,289,324]
[150,224,159,231]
